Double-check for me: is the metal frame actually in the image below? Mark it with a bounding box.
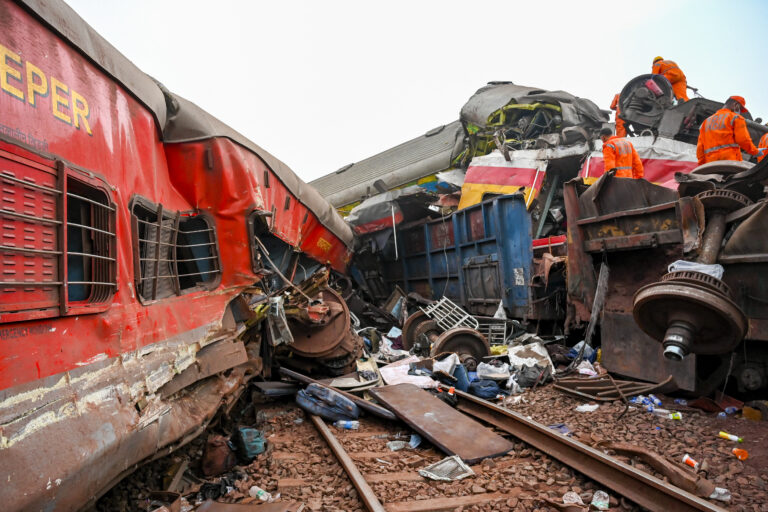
[130,196,221,302]
[0,151,117,320]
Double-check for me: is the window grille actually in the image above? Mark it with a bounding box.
[0,149,116,321]
[132,199,220,301]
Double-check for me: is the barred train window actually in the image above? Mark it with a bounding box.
[132,199,220,301]
[0,149,116,321]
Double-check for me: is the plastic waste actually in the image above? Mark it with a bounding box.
[333,420,360,430]
[248,485,274,502]
[562,491,584,505]
[682,454,699,469]
[232,427,266,461]
[667,260,724,279]
[719,431,744,442]
[674,398,688,406]
[409,434,422,449]
[724,406,738,415]
[717,412,727,419]
[647,394,663,406]
[668,412,683,420]
[709,487,731,502]
[387,440,408,451]
[575,403,600,412]
[590,490,610,511]
[732,448,748,461]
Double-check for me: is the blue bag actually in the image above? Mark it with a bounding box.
[295,383,359,422]
[468,379,501,399]
[233,426,266,461]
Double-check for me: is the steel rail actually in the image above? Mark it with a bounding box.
[454,390,725,512]
[309,415,386,512]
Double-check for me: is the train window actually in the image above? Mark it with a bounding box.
[66,177,117,304]
[132,199,219,302]
[176,214,219,291]
[0,149,116,322]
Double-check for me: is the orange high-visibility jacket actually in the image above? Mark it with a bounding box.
[652,60,689,102]
[603,136,644,179]
[696,108,759,165]
[758,133,768,163]
[610,94,626,137]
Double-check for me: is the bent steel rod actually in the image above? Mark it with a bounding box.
[454,390,725,512]
[309,415,386,512]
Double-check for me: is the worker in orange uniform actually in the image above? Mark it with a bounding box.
[600,127,644,179]
[696,96,759,165]
[610,94,626,137]
[652,56,689,102]
[758,132,768,162]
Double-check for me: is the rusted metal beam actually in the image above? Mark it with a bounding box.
[454,390,726,512]
[309,415,386,512]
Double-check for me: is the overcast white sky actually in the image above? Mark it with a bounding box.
[67,0,768,183]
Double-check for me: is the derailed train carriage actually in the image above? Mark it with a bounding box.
[345,78,768,397]
[0,1,358,510]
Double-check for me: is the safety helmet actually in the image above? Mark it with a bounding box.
[653,56,663,63]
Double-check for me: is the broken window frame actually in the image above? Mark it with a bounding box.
[130,196,221,303]
[0,147,117,322]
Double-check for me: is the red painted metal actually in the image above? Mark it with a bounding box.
[0,2,353,509]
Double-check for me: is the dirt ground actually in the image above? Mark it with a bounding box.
[96,383,768,511]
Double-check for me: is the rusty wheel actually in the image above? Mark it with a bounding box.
[402,311,438,350]
[633,274,747,359]
[431,328,490,372]
[289,287,351,358]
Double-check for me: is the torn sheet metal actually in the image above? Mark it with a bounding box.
[370,383,514,464]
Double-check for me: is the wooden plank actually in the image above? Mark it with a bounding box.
[384,492,514,512]
[370,384,514,464]
[363,472,425,483]
[350,451,394,460]
[277,478,307,490]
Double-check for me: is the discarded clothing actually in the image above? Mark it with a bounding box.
[468,379,501,399]
[477,361,511,380]
[379,355,438,389]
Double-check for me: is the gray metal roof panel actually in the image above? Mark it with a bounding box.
[310,121,464,206]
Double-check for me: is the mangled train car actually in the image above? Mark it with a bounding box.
[0,1,357,510]
[565,158,768,395]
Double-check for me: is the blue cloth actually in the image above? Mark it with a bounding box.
[468,379,501,399]
[452,364,471,392]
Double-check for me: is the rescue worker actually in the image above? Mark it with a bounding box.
[600,127,644,179]
[610,94,626,137]
[696,96,759,165]
[652,56,689,102]
[758,132,768,163]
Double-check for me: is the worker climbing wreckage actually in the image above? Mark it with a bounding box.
[599,127,644,179]
[2,0,768,509]
[652,56,690,102]
[697,95,760,164]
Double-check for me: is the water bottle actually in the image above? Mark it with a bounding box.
[648,394,663,407]
[249,485,273,502]
[717,412,727,419]
[724,406,738,415]
[668,412,682,420]
[674,398,688,406]
[333,420,359,430]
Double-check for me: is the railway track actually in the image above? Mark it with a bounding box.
[292,392,727,512]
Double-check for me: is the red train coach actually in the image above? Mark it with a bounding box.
[0,0,354,509]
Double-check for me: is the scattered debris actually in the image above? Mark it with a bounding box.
[418,456,475,482]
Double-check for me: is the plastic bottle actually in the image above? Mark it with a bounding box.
[719,431,744,443]
[724,406,738,415]
[648,394,663,407]
[732,448,748,461]
[249,485,273,502]
[674,398,688,406]
[682,454,699,469]
[333,420,359,430]
[717,412,727,419]
[668,412,682,420]
[647,406,671,416]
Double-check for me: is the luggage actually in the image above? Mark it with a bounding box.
[295,383,359,422]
